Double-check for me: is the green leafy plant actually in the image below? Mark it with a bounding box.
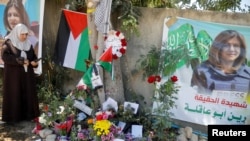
[150,76,179,141]
[136,46,180,140]
[37,46,71,104]
[136,46,161,79]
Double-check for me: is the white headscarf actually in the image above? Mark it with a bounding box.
[5,23,31,59]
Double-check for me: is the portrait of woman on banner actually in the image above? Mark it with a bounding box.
[191,30,250,95]
[0,0,44,75]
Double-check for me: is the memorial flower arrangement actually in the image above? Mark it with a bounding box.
[35,79,179,140]
[34,44,180,140]
[86,111,121,141]
[104,30,127,59]
[54,116,74,137]
[38,96,75,128]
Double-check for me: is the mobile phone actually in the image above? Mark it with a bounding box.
[34,58,42,62]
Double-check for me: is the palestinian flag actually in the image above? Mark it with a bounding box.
[77,63,103,90]
[54,9,90,72]
[97,46,113,72]
[77,64,94,90]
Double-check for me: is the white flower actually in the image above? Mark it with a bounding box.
[39,113,47,125]
[57,106,65,114]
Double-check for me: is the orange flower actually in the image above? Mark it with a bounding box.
[43,105,49,112]
[87,118,94,124]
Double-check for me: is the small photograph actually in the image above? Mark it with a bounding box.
[124,101,139,114]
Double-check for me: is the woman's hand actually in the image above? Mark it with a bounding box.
[30,60,38,67]
[24,59,29,66]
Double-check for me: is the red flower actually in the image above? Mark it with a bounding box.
[96,114,103,121]
[155,75,161,82]
[170,75,178,82]
[112,54,118,60]
[120,47,126,54]
[116,31,121,36]
[94,45,98,50]
[33,117,39,123]
[58,122,67,130]
[77,85,87,90]
[147,75,156,83]
[121,39,127,46]
[43,105,49,112]
[36,123,42,130]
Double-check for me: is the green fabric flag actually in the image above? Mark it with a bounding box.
[167,23,200,68]
[54,9,90,72]
[196,30,213,61]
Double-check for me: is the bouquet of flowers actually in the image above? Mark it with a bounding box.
[87,111,121,141]
[54,116,74,137]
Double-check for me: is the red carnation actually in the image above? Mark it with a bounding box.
[96,114,103,120]
[155,75,161,82]
[120,47,126,54]
[113,54,118,60]
[116,31,121,36]
[121,39,127,46]
[147,75,156,83]
[170,75,178,82]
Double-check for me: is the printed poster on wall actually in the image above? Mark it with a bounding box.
[160,17,250,125]
[0,0,45,75]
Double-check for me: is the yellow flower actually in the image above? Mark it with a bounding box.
[93,120,111,136]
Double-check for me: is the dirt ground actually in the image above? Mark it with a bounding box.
[0,121,41,141]
[0,96,41,141]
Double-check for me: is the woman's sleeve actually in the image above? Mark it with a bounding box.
[28,45,38,68]
[1,43,20,66]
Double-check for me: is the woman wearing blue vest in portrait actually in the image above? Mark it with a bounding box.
[191,30,250,95]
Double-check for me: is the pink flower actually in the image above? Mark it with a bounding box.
[77,132,84,139]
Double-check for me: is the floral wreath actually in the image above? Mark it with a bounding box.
[104,30,127,59]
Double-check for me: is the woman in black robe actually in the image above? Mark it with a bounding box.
[1,23,40,123]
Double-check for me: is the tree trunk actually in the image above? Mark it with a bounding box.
[87,1,125,107]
